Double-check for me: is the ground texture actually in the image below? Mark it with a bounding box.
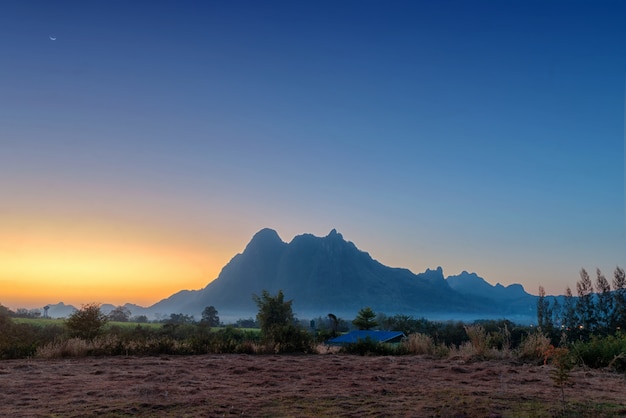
[1,354,625,417]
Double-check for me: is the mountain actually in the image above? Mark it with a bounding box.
[46,302,77,318]
[447,271,530,301]
[144,228,538,322]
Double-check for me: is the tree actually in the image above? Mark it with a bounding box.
[253,290,294,341]
[130,315,149,323]
[537,286,553,332]
[562,286,577,331]
[595,269,613,335]
[352,307,378,330]
[612,266,626,331]
[108,306,131,322]
[201,306,220,327]
[253,290,311,352]
[576,268,595,334]
[327,313,339,337]
[65,303,108,340]
[165,313,195,324]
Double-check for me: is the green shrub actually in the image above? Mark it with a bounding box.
[65,303,108,340]
[571,333,626,371]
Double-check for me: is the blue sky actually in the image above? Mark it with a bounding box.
[1,0,625,308]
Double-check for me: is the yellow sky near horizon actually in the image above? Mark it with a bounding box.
[0,216,229,310]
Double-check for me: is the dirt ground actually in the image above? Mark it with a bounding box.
[1,354,625,417]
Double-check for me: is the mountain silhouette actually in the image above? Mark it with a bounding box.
[144,228,537,322]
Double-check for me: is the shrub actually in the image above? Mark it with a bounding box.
[37,338,90,358]
[405,333,434,355]
[464,324,489,357]
[517,331,552,362]
[571,333,626,372]
[65,303,108,340]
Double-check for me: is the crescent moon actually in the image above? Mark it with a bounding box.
[49,36,57,41]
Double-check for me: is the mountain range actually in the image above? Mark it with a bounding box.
[46,228,538,323]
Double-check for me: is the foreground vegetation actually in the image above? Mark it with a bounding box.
[0,301,624,377]
[2,268,626,373]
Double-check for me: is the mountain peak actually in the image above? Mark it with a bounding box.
[246,228,283,247]
[326,228,343,240]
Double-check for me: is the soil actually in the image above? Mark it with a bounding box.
[1,354,625,417]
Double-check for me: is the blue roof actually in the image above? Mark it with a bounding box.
[327,330,406,345]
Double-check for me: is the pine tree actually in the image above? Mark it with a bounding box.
[562,286,577,331]
[576,268,595,334]
[595,269,613,335]
[537,286,553,332]
[612,266,626,332]
[352,307,378,330]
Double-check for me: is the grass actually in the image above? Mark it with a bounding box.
[12,317,65,326]
[12,317,261,333]
[13,317,163,330]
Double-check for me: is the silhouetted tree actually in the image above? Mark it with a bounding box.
[595,269,613,335]
[612,266,626,331]
[253,290,311,352]
[537,286,553,332]
[576,268,595,334]
[201,306,220,327]
[562,286,577,331]
[254,290,294,336]
[236,318,258,328]
[130,315,149,323]
[108,306,131,322]
[353,307,378,330]
[551,297,561,330]
[65,303,108,340]
[165,313,195,324]
[327,313,339,337]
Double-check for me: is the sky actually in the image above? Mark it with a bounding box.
[1,0,625,310]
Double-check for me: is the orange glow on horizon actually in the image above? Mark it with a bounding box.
[0,216,227,310]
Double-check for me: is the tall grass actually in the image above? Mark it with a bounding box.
[517,332,552,362]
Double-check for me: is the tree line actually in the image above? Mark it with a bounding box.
[537,267,626,340]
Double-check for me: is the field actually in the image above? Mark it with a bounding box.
[1,354,625,417]
[11,318,164,330]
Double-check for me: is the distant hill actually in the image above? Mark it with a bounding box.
[138,228,538,323]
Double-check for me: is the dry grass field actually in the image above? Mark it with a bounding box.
[1,354,625,417]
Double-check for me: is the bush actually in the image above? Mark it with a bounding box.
[405,333,435,355]
[571,333,626,372]
[517,331,552,362]
[65,303,108,340]
[0,314,64,359]
[268,325,314,354]
[464,324,489,357]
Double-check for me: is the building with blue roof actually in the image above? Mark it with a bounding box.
[326,330,406,345]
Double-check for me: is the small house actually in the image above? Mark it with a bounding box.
[326,330,406,345]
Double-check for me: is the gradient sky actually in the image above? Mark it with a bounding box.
[1,0,625,310]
